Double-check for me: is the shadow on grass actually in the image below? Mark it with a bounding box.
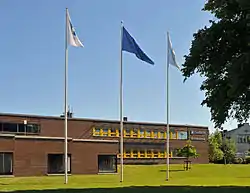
[2,186,250,193]
[159,169,185,172]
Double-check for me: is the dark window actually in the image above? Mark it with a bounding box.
[26,124,40,133]
[0,122,40,134]
[0,152,13,175]
[98,155,117,173]
[2,123,17,133]
[18,124,25,133]
[47,154,71,174]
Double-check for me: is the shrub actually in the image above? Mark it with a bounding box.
[233,157,244,164]
[245,156,250,164]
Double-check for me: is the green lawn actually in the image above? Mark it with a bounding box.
[1,164,250,192]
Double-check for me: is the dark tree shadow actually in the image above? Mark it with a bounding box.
[159,169,185,172]
[1,186,250,193]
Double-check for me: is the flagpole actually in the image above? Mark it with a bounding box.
[64,7,69,184]
[119,21,124,183]
[166,31,170,181]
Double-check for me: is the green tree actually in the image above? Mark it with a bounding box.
[209,129,236,163]
[182,0,250,127]
[223,137,236,163]
[177,140,198,157]
[208,130,224,162]
[177,141,198,170]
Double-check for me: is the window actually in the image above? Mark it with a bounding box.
[18,124,25,133]
[247,136,250,143]
[47,154,71,174]
[152,150,158,158]
[145,130,151,138]
[0,152,13,175]
[102,128,108,136]
[0,122,40,134]
[124,129,130,137]
[171,132,177,139]
[2,123,17,133]
[153,131,158,138]
[177,131,188,140]
[159,131,165,139]
[131,128,138,138]
[98,155,117,173]
[26,124,40,133]
[139,130,145,138]
[110,128,117,137]
[93,128,101,136]
[132,150,138,158]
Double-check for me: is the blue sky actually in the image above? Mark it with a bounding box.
[0,0,238,131]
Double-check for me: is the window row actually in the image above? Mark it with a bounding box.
[92,127,188,140]
[237,135,250,143]
[117,149,184,159]
[0,152,117,175]
[48,154,117,174]
[0,122,40,134]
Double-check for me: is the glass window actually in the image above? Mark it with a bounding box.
[171,132,177,139]
[0,152,13,175]
[247,136,250,143]
[95,128,100,132]
[110,128,117,137]
[102,128,108,136]
[140,130,145,138]
[2,123,17,133]
[124,129,130,137]
[131,128,138,137]
[94,128,101,136]
[47,154,71,174]
[18,124,25,133]
[98,155,117,173]
[177,131,188,140]
[26,124,40,133]
[159,131,165,139]
[145,130,151,138]
[153,131,158,138]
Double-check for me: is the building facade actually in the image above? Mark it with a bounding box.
[0,113,209,177]
[225,123,250,156]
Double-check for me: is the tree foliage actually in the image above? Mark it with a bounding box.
[182,0,250,127]
[223,137,237,163]
[177,140,198,161]
[208,130,224,162]
[208,129,236,163]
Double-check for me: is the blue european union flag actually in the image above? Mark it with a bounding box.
[122,27,154,65]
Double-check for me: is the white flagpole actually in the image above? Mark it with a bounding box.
[64,8,69,184]
[119,21,124,183]
[166,32,170,181]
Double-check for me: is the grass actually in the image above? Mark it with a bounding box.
[1,164,250,192]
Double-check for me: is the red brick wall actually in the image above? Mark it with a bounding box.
[0,114,209,173]
[72,141,118,174]
[0,137,118,176]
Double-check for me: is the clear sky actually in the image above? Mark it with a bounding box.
[0,0,238,131]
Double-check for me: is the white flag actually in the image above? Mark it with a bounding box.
[167,33,180,70]
[66,9,83,47]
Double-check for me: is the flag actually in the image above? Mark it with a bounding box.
[66,9,83,47]
[167,33,180,70]
[122,27,154,65]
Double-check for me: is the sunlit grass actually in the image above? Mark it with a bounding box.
[1,164,250,192]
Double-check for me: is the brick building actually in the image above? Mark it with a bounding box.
[0,113,209,177]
